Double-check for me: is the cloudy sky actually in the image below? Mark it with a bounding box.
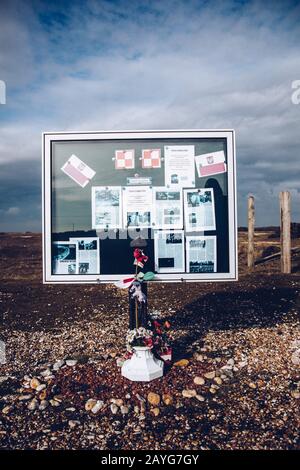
[0,0,300,231]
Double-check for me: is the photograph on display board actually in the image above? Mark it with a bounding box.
[69,238,100,274]
[153,187,183,229]
[164,145,195,188]
[186,236,217,273]
[184,188,216,231]
[195,150,227,178]
[52,241,78,275]
[91,186,122,229]
[123,186,153,228]
[154,230,185,273]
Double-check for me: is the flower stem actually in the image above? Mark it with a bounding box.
[135,263,138,329]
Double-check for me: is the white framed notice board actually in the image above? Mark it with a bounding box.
[42,130,237,284]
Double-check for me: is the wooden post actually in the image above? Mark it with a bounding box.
[280,191,291,273]
[247,195,255,270]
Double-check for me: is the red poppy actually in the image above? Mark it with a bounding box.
[144,337,153,348]
[133,248,148,267]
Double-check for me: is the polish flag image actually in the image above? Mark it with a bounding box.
[114,277,135,289]
[115,149,135,169]
[61,154,96,188]
[195,150,227,178]
[141,149,161,168]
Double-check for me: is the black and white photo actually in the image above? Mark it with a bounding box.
[186,236,217,273]
[92,186,122,229]
[154,230,185,273]
[52,241,78,275]
[184,188,216,231]
[153,188,183,229]
[70,237,100,274]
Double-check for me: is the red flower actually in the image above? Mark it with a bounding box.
[133,248,148,268]
[144,337,153,348]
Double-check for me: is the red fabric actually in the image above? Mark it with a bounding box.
[133,248,148,267]
[123,277,135,284]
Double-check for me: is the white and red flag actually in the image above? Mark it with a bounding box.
[115,149,135,169]
[61,154,96,188]
[141,149,161,169]
[114,277,135,289]
[195,150,227,178]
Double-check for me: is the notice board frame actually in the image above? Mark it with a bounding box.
[42,129,237,284]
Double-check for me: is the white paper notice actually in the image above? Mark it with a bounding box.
[154,230,185,273]
[70,237,100,274]
[92,186,122,229]
[195,150,226,178]
[153,187,183,229]
[164,145,195,188]
[186,236,217,273]
[52,241,78,275]
[61,154,96,188]
[184,188,216,231]
[123,186,153,228]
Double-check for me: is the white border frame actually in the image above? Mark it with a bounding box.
[42,129,237,283]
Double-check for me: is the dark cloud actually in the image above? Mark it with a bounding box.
[0,0,300,230]
[0,160,41,232]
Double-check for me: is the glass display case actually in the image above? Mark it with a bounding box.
[42,130,237,283]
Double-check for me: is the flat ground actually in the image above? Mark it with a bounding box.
[0,230,299,450]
